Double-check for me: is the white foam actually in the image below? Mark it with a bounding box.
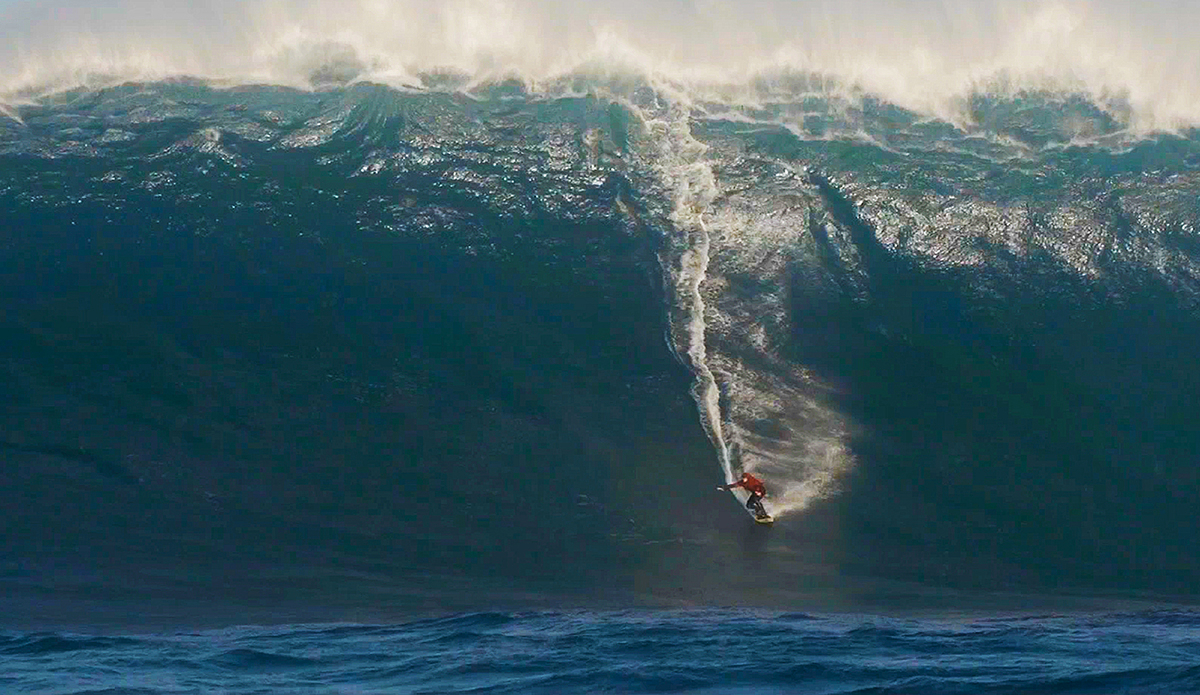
[637,109,856,516]
[4,1,1200,132]
[634,98,734,482]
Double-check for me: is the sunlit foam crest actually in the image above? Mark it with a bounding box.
[2,0,1200,132]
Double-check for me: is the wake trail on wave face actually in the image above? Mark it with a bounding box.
[631,98,732,483]
[4,0,1200,134]
[696,174,855,519]
[628,87,850,519]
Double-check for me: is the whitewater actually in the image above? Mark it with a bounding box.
[2,0,1200,130]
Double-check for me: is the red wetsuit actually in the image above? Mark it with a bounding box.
[722,472,768,516]
[729,472,767,497]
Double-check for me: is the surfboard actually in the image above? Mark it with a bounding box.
[726,487,774,524]
[749,500,774,524]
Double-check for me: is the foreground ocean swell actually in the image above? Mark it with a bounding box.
[2,79,1200,626]
[2,609,1199,694]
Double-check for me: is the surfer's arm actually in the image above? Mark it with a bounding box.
[717,481,744,491]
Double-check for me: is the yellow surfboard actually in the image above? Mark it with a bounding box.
[722,486,775,524]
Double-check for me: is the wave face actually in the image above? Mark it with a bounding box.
[2,3,1200,625]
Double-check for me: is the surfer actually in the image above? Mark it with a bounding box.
[717,471,769,518]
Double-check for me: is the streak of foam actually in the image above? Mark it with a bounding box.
[638,94,854,517]
[638,100,733,483]
[695,179,855,518]
[685,219,732,483]
[0,104,22,125]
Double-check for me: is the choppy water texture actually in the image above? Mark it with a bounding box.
[4,610,1200,694]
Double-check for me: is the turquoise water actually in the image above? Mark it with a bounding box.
[3,82,1197,616]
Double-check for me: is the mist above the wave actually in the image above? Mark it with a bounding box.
[2,0,1198,130]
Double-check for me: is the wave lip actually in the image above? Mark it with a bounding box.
[3,1,1200,133]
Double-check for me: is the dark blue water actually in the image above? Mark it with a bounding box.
[4,610,1200,694]
[3,57,1200,693]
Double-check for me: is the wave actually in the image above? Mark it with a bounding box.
[4,1,1200,134]
[1,72,1199,623]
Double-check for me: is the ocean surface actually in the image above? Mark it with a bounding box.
[3,0,1200,692]
[4,610,1200,694]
